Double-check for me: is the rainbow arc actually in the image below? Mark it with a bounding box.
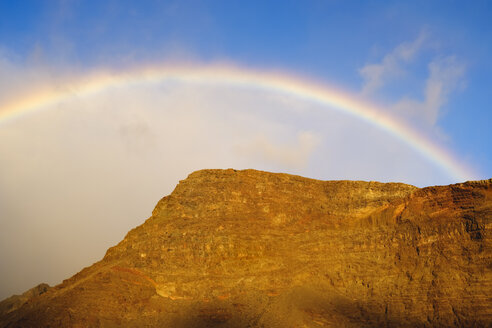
[0,64,475,181]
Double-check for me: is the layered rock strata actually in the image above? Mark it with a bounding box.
[1,169,491,327]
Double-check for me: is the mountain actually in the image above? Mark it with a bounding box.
[1,169,491,327]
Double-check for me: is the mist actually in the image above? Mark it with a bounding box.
[0,63,459,299]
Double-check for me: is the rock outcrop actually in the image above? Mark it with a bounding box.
[1,169,491,327]
[0,284,50,318]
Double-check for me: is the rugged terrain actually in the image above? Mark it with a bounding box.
[1,169,491,327]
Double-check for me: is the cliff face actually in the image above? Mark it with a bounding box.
[1,169,491,327]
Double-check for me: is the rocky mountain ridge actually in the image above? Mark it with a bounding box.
[1,169,491,327]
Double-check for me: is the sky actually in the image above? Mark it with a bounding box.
[0,0,491,299]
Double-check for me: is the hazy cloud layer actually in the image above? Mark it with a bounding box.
[235,131,320,169]
[0,57,458,299]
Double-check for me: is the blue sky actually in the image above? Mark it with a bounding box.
[0,0,491,299]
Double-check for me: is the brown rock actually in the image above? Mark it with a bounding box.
[1,169,491,327]
[0,283,50,317]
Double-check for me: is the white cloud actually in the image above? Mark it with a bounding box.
[359,33,466,127]
[235,131,320,169]
[392,56,466,125]
[359,31,426,94]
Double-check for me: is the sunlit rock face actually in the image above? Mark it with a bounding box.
[0,284,50,318]
[1,169,491,327]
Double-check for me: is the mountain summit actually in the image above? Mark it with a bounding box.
[1,169,491,327]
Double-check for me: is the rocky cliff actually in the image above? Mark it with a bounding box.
[1,169,491,327]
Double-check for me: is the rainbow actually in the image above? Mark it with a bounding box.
[0,63,475,181]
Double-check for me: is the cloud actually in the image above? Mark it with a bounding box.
[359,31,426,94]
[235,131,320,169]
[118,120,156,154]
[0,48,76,109]
[392,56,466,125]
[359,33,466,127]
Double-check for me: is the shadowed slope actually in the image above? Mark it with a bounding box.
[1,169,490,327]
